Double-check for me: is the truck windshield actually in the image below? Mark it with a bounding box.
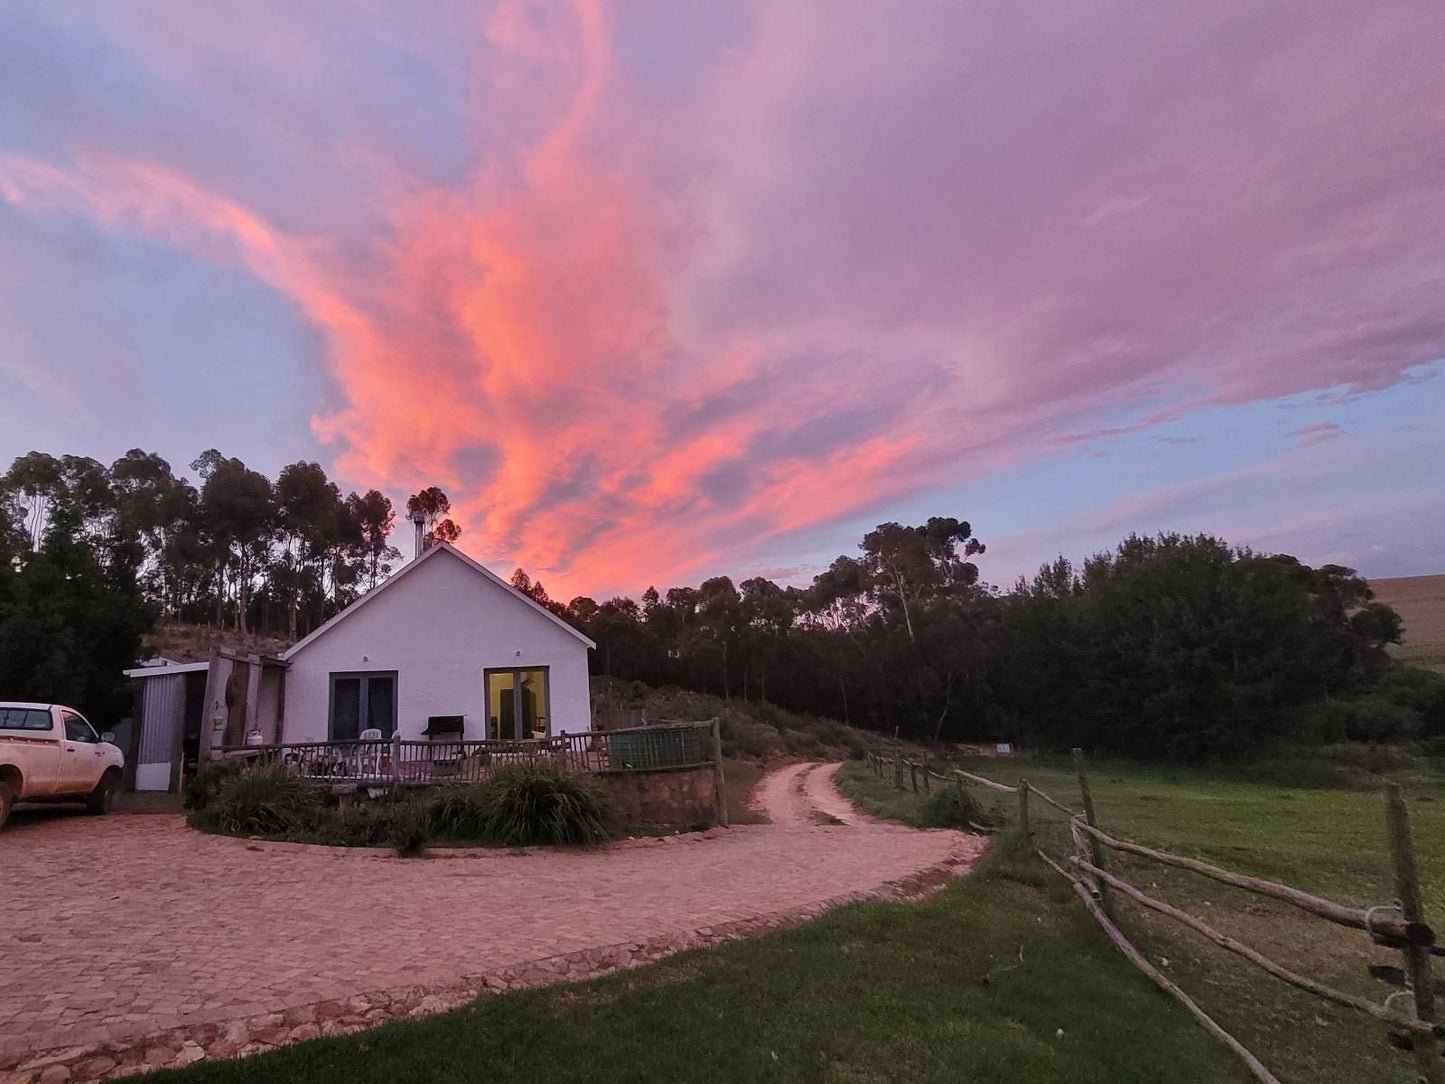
[0,707,52,730]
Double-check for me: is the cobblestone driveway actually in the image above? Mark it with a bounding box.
[0,764,980,1077]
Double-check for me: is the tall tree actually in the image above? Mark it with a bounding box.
[406,486,461,549]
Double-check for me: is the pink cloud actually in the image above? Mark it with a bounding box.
[1292,421,1342,447]
[3,1,1444,596]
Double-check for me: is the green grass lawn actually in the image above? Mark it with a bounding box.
[135,755,1443,1084]
[139,836,1245,1084]
[838,756,1445,1084]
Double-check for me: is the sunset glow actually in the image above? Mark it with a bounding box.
[2,1,1443,597]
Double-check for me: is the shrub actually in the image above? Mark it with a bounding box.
[184,757,247,813]
[476,762,613,846]
[385,799,430,857]
[311,798,393,847]
[191,764,322,837]
[426,784,492,842]
[918,786,998,831]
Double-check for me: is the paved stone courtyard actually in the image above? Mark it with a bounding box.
[0,763,982,1080]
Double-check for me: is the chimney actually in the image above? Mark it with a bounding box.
[411,509,427,559]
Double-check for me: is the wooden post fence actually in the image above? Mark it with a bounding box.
[1017,779,1030,837]
[710,719,728,829]
[1385,782,1443,1084]
[1073,748,1112,919]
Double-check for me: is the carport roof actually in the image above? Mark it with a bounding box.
[123,661,212,678]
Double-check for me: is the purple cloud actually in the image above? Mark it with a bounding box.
[0,1,1443,595]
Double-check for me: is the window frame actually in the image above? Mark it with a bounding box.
[62,710,100,744]
[483,666,552,740]
[327,671,398,741]
[0,707,54,731]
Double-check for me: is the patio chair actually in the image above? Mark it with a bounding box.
[354,728,384,778]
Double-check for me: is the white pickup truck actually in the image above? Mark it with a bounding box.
[0,702,125,830]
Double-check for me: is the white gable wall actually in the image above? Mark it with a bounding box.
[282,549,592,743]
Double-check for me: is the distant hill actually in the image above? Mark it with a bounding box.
[1370,574,1445,673]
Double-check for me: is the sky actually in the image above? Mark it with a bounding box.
[1,0,1443,599]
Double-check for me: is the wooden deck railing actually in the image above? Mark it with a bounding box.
[220,720,719,787]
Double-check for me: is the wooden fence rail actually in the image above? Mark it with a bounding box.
[1072,820,1430,949]
[864,745,1442,1082]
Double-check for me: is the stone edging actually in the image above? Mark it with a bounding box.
[0,843,981,1084]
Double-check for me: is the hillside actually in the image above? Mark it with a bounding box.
[590,677,920,763]
[141,622,293,664]
[1370,574,1445,673]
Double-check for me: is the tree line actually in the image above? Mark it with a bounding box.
[3,446,1439,759]
[1,449,465,640]
[0,449,462,722]
[532,524,1441,760]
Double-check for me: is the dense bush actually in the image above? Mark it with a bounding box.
[184,757,248,813]
[918,786,1000,830]
[190,764,323,837]
[188,761,615,852]
[475,762,612,846]
[386,799,431,857]
[425,784,492,841]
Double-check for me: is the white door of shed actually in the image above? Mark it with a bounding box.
[136,673,184,790]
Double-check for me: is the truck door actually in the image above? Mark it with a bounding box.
[59,710,106,794]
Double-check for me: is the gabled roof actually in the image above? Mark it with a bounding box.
[281,542,595,661]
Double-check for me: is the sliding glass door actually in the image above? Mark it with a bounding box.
[329,672,397,740]
[484,667,550,739]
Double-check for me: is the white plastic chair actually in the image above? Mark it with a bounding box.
[355,728,383,778]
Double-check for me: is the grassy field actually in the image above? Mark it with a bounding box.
[1373,573,1445,673]
[838,756,1445,1084]
[129,753,1444,1084]
[139,836,1245,1084]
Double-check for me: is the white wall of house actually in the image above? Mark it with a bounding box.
[280,547,592,743]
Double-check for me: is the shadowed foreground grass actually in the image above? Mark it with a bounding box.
[838,756,1445,1084]
[139,837,1243,1084]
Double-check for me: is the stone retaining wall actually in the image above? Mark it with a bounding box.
[591,764,721,828]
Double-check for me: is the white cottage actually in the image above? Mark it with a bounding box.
[280,542,595,744]
[124,543,595,789]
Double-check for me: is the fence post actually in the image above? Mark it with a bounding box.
[390,732,401,784]
[922,754,931,793]
[1018,779,1031,837]
[1385,783,1442,1083]
[711,719,729,828]
[1073,748,1113,919]
[909,762,919,794]
[894,757,905,791]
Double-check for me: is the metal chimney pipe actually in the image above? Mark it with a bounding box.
[411,509,427,559]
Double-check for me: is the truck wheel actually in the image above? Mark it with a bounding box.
[0,782,13,831]
[86,770,119,815]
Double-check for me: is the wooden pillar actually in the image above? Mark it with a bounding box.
[1074,748,1112,918]
[909,762,919,793]
[1018,779,1031,837]
[894,757,905,791]
[1385,783,1443,1084]
[711,719,729,828]
[921,754,931,794]
[243,654,262,742]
